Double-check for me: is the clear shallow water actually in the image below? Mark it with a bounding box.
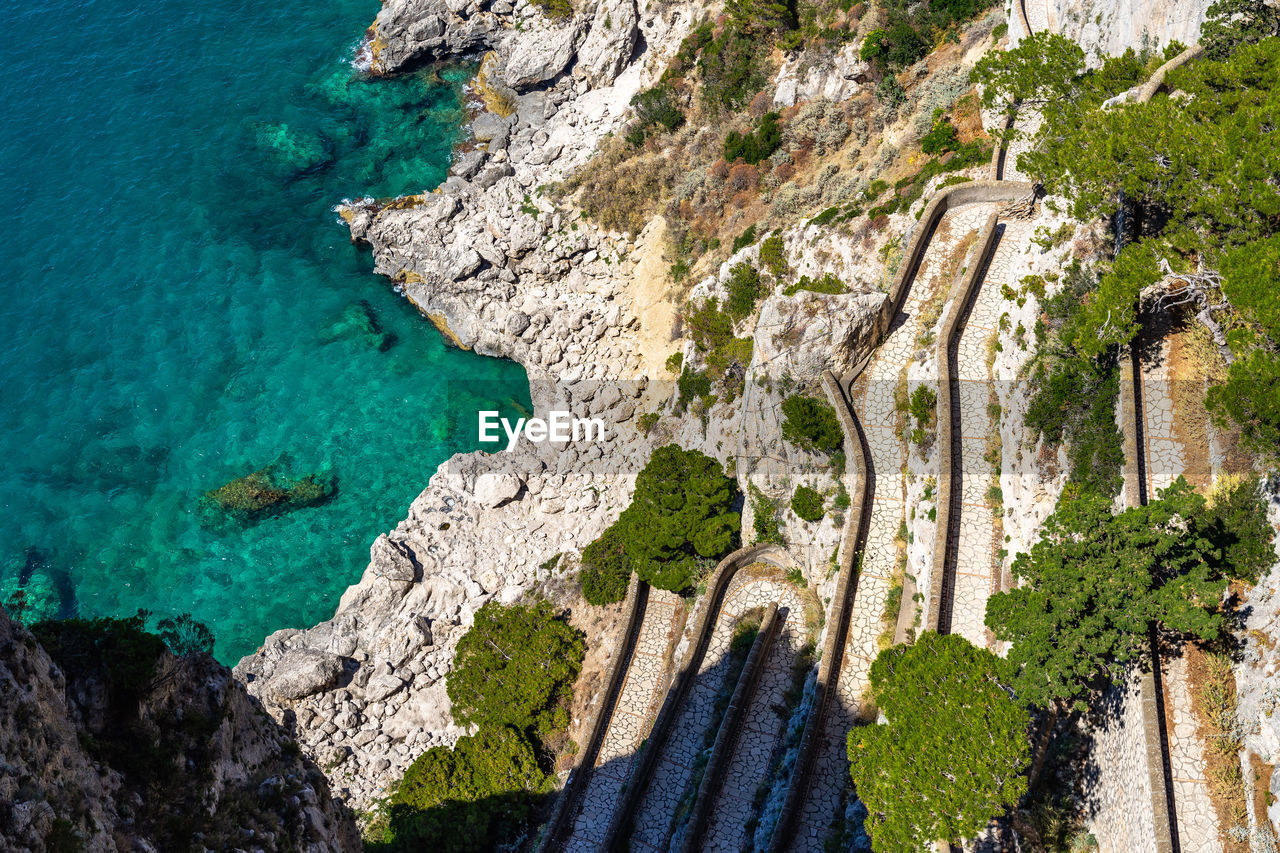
[0,0,529,661]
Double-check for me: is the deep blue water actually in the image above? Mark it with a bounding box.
[0,0,529,661]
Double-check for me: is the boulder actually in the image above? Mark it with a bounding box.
[575,0,638,87]
[266,649,344,701]
[473,471,523,507]
[503,21,578,89]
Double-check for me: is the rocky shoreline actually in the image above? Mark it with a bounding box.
[231,0,904,810]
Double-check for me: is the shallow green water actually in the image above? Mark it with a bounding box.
[0,0,528,661]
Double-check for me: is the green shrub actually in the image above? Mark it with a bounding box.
[920,115,959,154]
[446,600,585,742]
[629,82,685,144]
[731,224,758,253]
[751,485,785,544]
[791,486,826,522]
[699,23,767,110]
[723,112,783,164]
[1204,475,1275,584]
[677,366,714,411]
[759,233,788,278]
[580,446,740,595]
[725,263,765,321]
[783,272,847,297]
[665,351,684,374]
[528,0,572,19]
[382,726,549,853]
[781,394,844,454]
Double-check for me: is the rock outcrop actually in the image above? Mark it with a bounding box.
[0,608,359,853]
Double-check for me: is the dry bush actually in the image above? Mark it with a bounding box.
[728,161,759,192]
[562,137,679,234]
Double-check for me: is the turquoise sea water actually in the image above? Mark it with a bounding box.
[0,0,528,661]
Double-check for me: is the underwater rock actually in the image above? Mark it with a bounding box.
[203,465,337,525]
[319,300,398,352]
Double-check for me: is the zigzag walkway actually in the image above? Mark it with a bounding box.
[785,199,1002,853]
[627,568,807,852]
[1135,314,1222,853]
[557,586,684,853]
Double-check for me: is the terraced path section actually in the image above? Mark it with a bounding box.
[1138,320,1222,853]
[562,588,683,853]
[786,203,997,853]
[629,570,808,853]
[948,218,1035,647]
[699,580,809,852]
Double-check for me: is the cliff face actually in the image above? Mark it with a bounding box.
[0,609,360,853]
[1010,0,1214,55]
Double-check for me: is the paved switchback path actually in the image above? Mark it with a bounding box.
[1138,318,1222,853]
[629,571,801,852]
[562,588,683,853]
[700,581,809,852]
[787,203,996,852]
[948,218,1036,647]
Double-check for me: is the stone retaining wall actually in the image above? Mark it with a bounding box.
[763,371,872,852]
[536,572,645,853]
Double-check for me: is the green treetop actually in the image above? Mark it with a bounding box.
[848,633,1031,851]
[580,444,741,600]
[445,600,585,742]
[984,478,1262,710]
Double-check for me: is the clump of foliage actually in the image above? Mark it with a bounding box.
[750,484,785,544]
[378,726,550,853]
[791,485,825,522]
[580,445,740,598]
[782,272,848,297]
[907,384,937,447]
[725,262,766,321]
[528,0,572,19]
[1024,262,1124,498]
[986,477,1263,711]
[445,600,585,742]
[682,297,755,405]
[1203,474,1275,585]
[31,612,166,719]
[560,137,679,234]
[848,633,1031,850]
[731,224,758,253]
[861,0,996,72]
[920,113,959,155]
[627,81,686,146]
[155,613,215,657]
[781,393,844,455]
[203,465,336,525]
[759,232,788,279]
[1202,0,1280,59]
[724,112,783,164]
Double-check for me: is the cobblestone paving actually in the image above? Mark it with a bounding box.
[629,574,796,853]
[1164,655,1223,853]
[1140,319,1186,495]
[1085,673,1160,852]
[701,584,808,852]
[563,589,683,853]
[1139,321,1220,852]
[949,219,1036,649]
[787,205,995,853]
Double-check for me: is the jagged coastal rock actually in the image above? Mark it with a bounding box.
[0,608,359,853]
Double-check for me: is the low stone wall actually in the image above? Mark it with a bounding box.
[880,181,1036,342]
[601,542,795,849]
[677,602,782,853]
[763,371,873,852]
[536,572,646,853]
[928,212,1002,634]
